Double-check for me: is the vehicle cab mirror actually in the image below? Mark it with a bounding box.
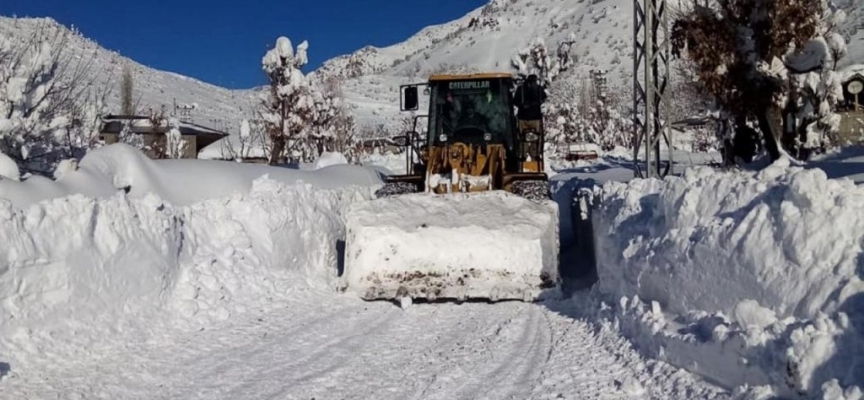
[393,134,413,147]
[402,86,419,111]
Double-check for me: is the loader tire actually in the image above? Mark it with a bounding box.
[375,182,418,198]
[511,180,551,202]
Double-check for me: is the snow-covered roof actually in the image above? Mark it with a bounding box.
[198,135,269,160]
[101,115,229,138]
[428,72,514,81]
[840,64,864,82]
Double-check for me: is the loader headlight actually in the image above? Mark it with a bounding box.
[525,132,539,142]
[439,134,448,142]
[483,132,493,141]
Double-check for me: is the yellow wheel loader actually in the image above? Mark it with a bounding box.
[381,72,550,197]
[341,72,561,305]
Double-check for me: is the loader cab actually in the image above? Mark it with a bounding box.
[394,72,546,192]
[399,73,523,164]
[425,74,516,150]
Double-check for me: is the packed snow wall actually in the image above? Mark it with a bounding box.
[590,158,864,397]
[0,144,382,354]
[342,191,560,301]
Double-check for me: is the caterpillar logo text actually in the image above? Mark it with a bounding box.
[449,80,491,90]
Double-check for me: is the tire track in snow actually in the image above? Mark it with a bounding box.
[2,295,733,400]
[527,301,731,400]
[418,303,553,400]
[257,301,513,399]
[171,299,402,399]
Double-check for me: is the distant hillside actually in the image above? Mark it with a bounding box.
[0,16,257,136]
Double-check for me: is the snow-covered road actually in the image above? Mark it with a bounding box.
[2,291,731,400]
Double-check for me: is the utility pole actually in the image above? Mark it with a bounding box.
[632,0,672,178]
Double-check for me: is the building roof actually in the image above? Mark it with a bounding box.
[840,64,864,83]
[100,115,229,138]
[428,72,514,82]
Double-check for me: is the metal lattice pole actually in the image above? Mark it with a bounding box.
[632,0,672,179]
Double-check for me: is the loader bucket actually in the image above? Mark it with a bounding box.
[341,191,561,302]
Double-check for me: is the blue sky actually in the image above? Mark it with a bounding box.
[0,0,487,89]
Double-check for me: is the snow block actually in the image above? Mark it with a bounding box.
[342,191,560,301]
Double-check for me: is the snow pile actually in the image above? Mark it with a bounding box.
[312,151,349,169]
[589,158,864,397]
[359,151,407,175]
[0,151,20,180]
[0,144,385,209]
[0,144,383,358]
[169,177,371,325]
[342,191,559,301]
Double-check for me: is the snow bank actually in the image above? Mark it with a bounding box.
[0,144,382,359]
[312,151,348,169]
[170,178,371,323]
[0,144,385,209]
[589,158,864,397]
[0,151,19,181]
[359,151,406,175]
[342,191,560,301]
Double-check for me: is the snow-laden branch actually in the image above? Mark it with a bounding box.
[0,20,105,177]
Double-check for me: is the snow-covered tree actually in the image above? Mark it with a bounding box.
[140,107,186,159]
[231,118,253,161]
[118,119,143,150]
[778,3,847,158]
[0,22,97,176]
[671,0,843,162]
[65,86,111,158]
[310,89,339,156]
[511,34,580,155]
[165,117,188,159]
[545,70,631,151]
[307,77,361,163]
[329,112,358,162]
[260,36,317,164]
[511,33,576,86]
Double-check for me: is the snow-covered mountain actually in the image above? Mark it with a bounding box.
[2,0,863,142]
[317,0,637,134]
[317,0,864,135]
[0,16,258,136]
[313,0,631,83]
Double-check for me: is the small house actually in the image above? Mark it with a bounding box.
[841,67,864,110]
[838,66,864,143]
[99,115,229,159]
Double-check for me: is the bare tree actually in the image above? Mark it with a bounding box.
[66,80,114,158]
